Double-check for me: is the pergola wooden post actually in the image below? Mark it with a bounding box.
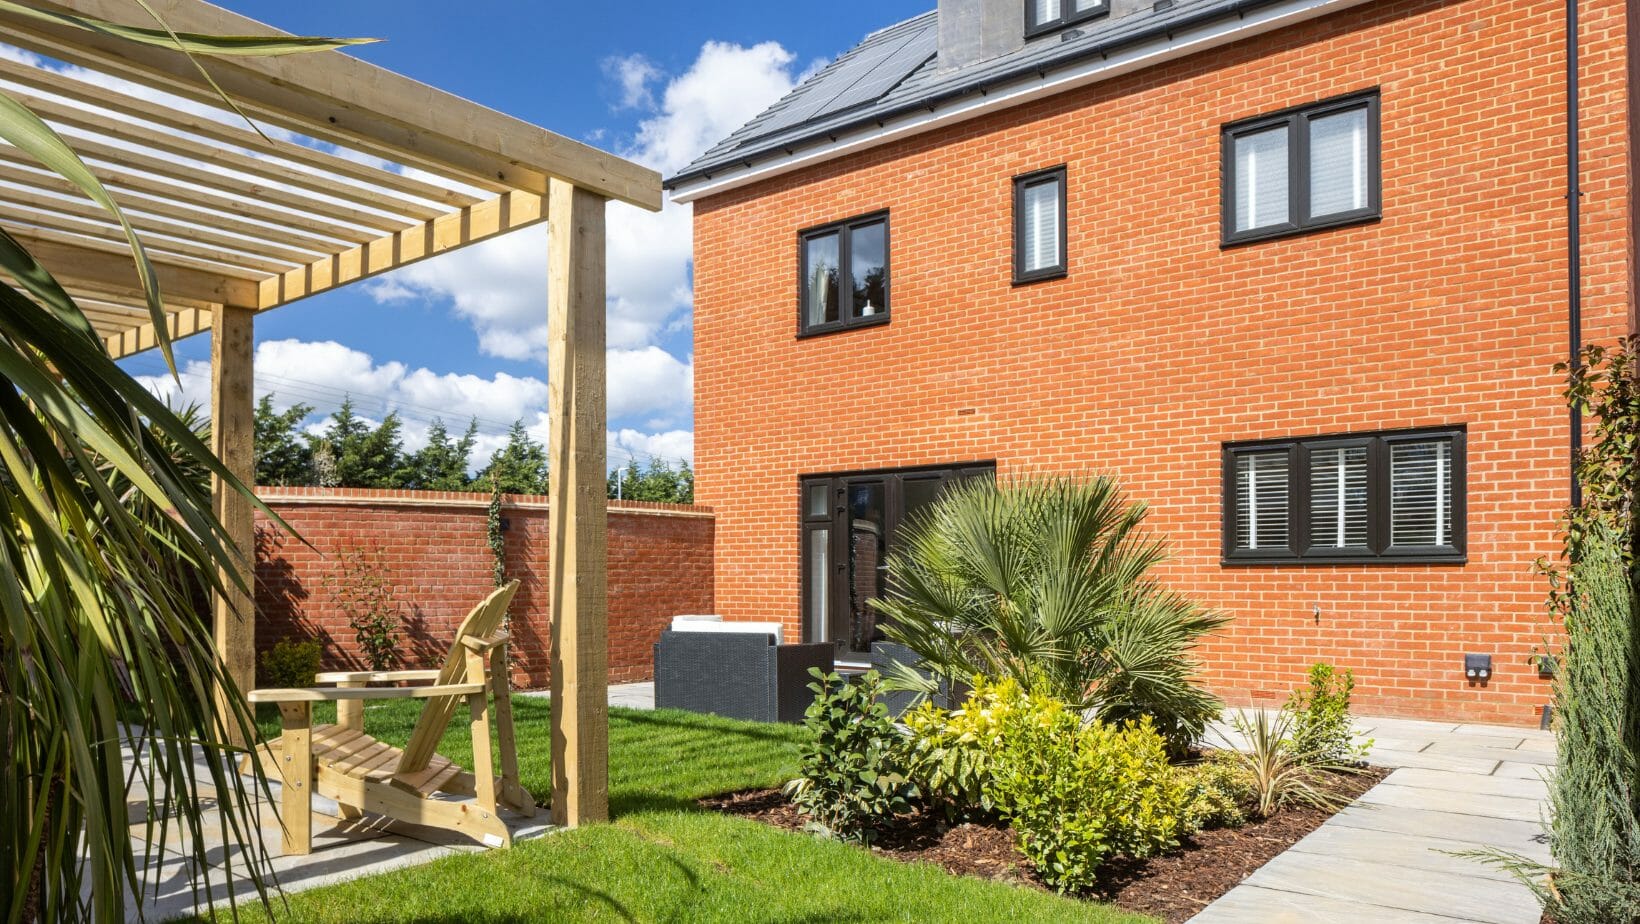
[0,0,660,830]
[546,178,610,826]
[210,303,257,746]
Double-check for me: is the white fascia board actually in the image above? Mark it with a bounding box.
[669,0,1374,204]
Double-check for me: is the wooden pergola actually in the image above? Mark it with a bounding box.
[0,0,661,827]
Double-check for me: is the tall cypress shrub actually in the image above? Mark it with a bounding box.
[1540,339,1640,921]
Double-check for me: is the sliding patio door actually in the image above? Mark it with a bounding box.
[800,462,994,655]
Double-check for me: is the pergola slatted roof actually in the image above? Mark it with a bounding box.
[0,0,660,360]
[0,0,653,832]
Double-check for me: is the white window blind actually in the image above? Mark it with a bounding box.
[1391,440,1453,547]
[1308,107,1368,219]
[1073,0,1103,11]
[1034,0,1061,23]
[1022,177,1061,273]
[1234,126,1289,232]
[1235,452,1290,551]
[1309,446,1369,550]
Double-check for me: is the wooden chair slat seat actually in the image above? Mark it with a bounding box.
[247,581,536,855]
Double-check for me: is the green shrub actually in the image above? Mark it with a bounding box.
[784,670,915,843]
[983,683,1188,893]
[1181,753,1255,831]
[1286,663,1369,766]
[897,676,1015,819]
[258,638,323,688]
[873,475,1226,754]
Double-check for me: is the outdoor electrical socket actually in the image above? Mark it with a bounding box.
[1464,653,1492,682]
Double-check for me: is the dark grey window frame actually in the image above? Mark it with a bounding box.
[1221,89,1382,247]
[1013,165,1068,284]
[1025,0,1110,38]
[797,210,891,338]
[1221,426,1466,565]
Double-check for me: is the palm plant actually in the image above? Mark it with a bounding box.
[0,6,369,921]
[873,475,1227,751]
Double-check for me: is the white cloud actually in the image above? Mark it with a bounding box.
[604,54,661,111]
[133,339,693,468]
[610,429,694,470]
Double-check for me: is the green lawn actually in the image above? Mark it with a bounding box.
[209,698,1153,923]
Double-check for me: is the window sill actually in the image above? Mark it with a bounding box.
[797,314,891,339]
[1221,212,1381,249]
[1013,267,1068,287]
[1220,554,1467,567]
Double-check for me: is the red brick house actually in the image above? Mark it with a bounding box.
[664,0,1636,724]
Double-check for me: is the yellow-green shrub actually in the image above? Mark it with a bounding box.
[257,638,322,688]
[983,684,1189,893]
[898,676,1018,818]
[1181,753,1255,831]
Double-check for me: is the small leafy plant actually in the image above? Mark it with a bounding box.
[323,544,404,672]
[1286,662,1370,766]
[784,670,915,843]
[258,638,323,688]
[897,675,1014,819]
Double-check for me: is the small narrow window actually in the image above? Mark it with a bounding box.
[1223,90,1380,245]
[1014,166,1067,283]
[1026,0,1108,36]
[799,212,890,335]
[1223,427,1464,563]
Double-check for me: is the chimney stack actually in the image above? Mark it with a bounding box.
[938,0,1024,71]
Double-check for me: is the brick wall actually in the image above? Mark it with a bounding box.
[254,488,715,687]
[691,0,1635,725]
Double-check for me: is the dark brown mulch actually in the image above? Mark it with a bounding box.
[700,767,1388,924]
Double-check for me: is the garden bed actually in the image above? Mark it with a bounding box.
[700,765,1387,924]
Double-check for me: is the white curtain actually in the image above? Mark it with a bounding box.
[1309,107,1368,218]
[1234,126,1289,232]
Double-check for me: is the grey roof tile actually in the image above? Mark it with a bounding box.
[667,0,1258,188]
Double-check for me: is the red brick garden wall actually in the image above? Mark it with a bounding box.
[253,487,715,687]
[690,0,1635,725]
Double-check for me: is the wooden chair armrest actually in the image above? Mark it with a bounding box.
[460,630,512,653]
[313,669,442,684]
[248,683,485,703]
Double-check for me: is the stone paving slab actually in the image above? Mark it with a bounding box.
[1285,824,1524,882]
[1235,852,1540,924]
[1189,884,1491,923]
[1356,782,1545,822]
[1495,761,1555,781]
[1386,767,1549,801]
[1326,804,1551,863]
[1422,742,1557,766]
[1365,749,1502,774]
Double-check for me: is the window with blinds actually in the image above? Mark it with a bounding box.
[1233,451,1290,551]
[1014,166,1067,283]
[1223,90,1380,245]
[1224,428,1464,563]
[1309,445,1369,550]
[1390,440,1453,548]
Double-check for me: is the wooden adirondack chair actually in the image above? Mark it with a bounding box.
[247,581,536,855]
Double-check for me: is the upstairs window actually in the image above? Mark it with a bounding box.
[1014,166,1067,283]
[1222,90,1380,245]
[1026,0,1109,37]
[800,212,889,336]
[1223,427,1465,564]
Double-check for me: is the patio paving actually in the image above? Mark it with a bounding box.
[1190,710,1554,924]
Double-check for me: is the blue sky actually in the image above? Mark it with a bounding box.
[109,0,929,471]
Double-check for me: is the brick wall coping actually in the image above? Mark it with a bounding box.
[256,485,715,519]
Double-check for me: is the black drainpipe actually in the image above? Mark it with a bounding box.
[1567,0,1583,509]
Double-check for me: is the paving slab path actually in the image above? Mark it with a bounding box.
[1190,711,1554,924]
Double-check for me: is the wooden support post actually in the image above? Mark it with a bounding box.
[277,701,312,856]
[211,304,257,748]
[546,178,610,828]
